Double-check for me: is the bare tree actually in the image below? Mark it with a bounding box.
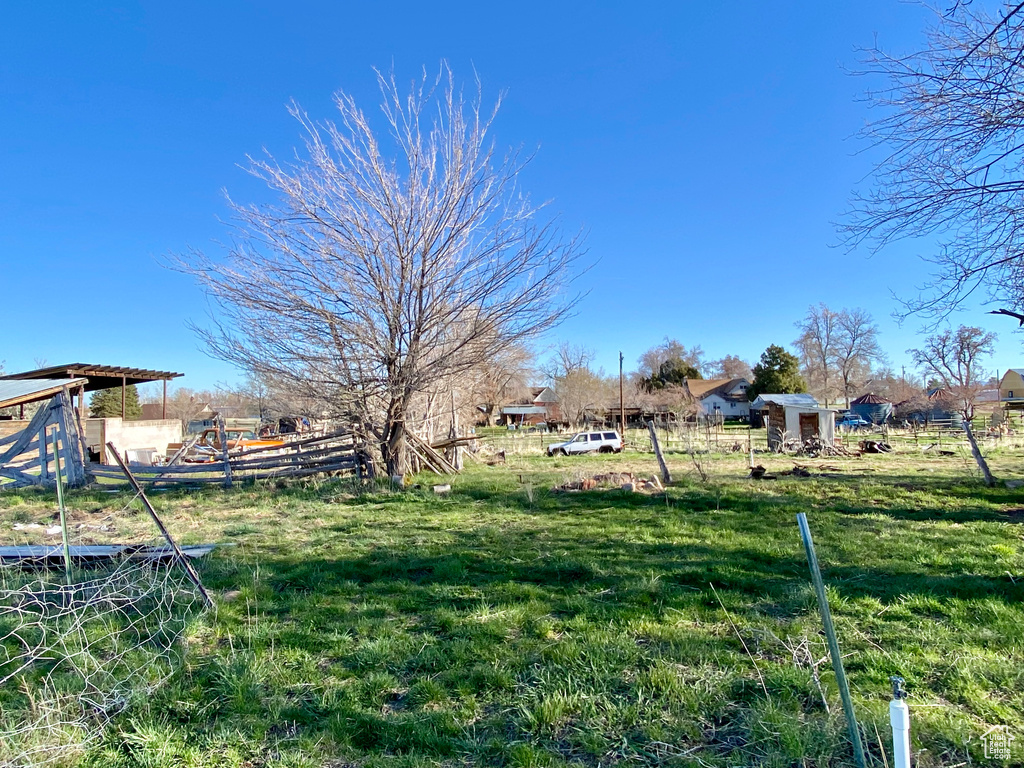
[554,367,613,429]
[470,344,534,425]
[542,341,594,382]
[179,67,582,475]
[845,3,1024,317]
[706,354,753,381]
[863,366,925,406]
[149,386,215,431]
[909,325,997,485]
[834,308,885,407]
[794,303,841,406]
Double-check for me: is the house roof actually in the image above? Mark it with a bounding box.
[0,378,89,410]
[750,393,819,409]
[1,363,182,392]
[686,378,748,399]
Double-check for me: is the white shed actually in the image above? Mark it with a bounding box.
[782,405,836,445]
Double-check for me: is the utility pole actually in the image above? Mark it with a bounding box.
[619,352,625,437]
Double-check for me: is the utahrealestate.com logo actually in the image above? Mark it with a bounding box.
[981,725,1015,761]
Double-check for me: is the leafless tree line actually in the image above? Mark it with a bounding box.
[793,304,884,407]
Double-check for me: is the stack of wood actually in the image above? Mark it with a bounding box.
[406,432,459,475]
[796,438,859,458]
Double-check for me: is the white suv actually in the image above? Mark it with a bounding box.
[547,430,623,456]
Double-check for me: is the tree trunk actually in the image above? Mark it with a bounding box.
[381,423,408,477]
[963,419,996,486]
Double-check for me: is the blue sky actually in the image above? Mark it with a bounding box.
[1,2,1017,389]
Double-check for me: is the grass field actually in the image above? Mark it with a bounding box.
[1,443,1022,767]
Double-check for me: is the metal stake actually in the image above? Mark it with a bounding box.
[796,512,867,768]
[53,429,72,579]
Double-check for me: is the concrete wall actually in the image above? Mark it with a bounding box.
[86,418,183,463]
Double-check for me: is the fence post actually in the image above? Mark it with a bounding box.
[796,512,867,768]
[218,416,233,489]
[53,430,72,579]
[647,420,672,485]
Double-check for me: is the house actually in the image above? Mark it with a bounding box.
[999,369,1024,412]
[499,386,560,427]
[748,393,818,429]
[686,378,751,421]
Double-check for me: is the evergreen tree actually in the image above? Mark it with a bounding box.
[748,345,806,399]
[89,385,143,419]
[643,356,702,391]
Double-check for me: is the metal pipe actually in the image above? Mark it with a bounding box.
[796,512,867,768]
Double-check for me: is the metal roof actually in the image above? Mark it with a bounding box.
[750,393,819,409]
[0,377,88,410]
[1,363,182,392]
[851,393,891,405]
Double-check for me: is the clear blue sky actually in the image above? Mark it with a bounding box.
[1,2,1017,389]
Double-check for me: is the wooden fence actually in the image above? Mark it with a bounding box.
[0,390,86,488]
[87,429,368,486]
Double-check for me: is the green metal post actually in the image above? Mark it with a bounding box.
[53,429,72,579]
[796,512,867,768]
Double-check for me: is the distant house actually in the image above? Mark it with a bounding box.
[1000,369,1024,412]
[686,378,751,421]
[748,393,818,429]
[499,386,560,427]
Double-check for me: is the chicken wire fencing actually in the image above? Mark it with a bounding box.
[0,489,209,766]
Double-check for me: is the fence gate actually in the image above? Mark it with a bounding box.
[0,389,86,488]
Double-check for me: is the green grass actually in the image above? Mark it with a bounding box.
[1,446,1023,767]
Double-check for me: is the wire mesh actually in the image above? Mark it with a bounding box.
[0,489,208,766]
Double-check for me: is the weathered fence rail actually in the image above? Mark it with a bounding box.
[87,430,364,486]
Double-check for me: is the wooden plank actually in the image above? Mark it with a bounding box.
[88,457,358,484]
[228,444,356,471]
[233,457,358,477]
[0,398,54,465]
[0,466,45,484]
[229,430,354,458]
[406,431,458,474]
[0,431,24,448]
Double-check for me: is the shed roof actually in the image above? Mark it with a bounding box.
[851,393,891,405]
[0,378,88,410]
[750,393,818,409]
[1,364,182,392]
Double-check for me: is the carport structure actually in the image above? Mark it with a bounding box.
[1,363,183,419]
